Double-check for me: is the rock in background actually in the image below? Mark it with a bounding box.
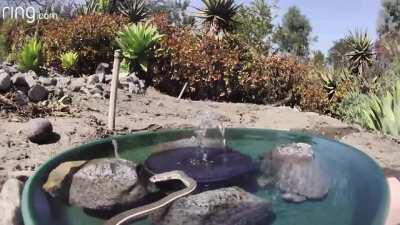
[150,187,273,225]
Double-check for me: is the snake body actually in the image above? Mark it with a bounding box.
[104,170,197,225]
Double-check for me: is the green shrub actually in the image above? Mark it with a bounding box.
[42,14,129,75]
[337,92,371,126]
[363,80,400,136]
[60,51,79,71]
[18,38,42,72]
[116,22,163,75]
[0,34,7,61]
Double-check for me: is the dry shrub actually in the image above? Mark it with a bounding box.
[41,14,129,75]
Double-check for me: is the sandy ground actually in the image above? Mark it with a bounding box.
[1,88,400,186]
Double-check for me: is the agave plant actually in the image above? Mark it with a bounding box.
[116,22,163,73]
[345,30,374,76]
[18,38,42,72]
[76,0,111,15]
[197,0,240,38]
[317,69,337,97]
[60,51,79,71]
[117,0,149,23]
[364,80,400,137]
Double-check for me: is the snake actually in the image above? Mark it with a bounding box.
[104,170,197,225]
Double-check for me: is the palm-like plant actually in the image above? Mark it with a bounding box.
[345,30,374,76]
[117,0,149,23]
[116,22,163,73]
[18,38,42,72]
[364,80,400,137]
[197,0,240,38]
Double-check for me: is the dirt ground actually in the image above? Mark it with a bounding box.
[1,87,400,186]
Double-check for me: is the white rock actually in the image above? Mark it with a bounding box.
[0,179,24,225]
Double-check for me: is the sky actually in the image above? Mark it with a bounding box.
[190,0,382,54]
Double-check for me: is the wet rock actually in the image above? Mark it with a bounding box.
[150,187,272,225]
[0,72,11,91]
[28,85,49,102]
[27,118,53,144]
[0,179,24,225]
[69,158,147,210]
[260,143,329,203]
[14,91,29,106]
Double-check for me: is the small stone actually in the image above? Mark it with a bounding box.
[39,77,57,86]
[4,65,18,74]
[69,158,146,210]
[28,85,49,102]
[92,93,102,98]
[27,118,53,144]
[0,72,11,91]
[58,95,72,105]
[0,179,24,225]
[70,77,86,92]
[53,87,64,98]
[56,77,71,89]
[14,91,29,106]
[95,63,109,83]
[87,74,99,85]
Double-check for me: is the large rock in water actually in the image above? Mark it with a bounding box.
[0,179,24,225]
[260,143,329,203]
[69,158,147,210]
[150,187,272,225]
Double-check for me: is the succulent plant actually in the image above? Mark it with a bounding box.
[345,30,374,76]
[364,80,400,136]
[18,37,42,72]
[197,0,240,38]
[60,51,79,71]
[117,0,149,23]
[116,22,163,73]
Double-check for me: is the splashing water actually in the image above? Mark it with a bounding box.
[195,111,227,163]
[112,139,120,159]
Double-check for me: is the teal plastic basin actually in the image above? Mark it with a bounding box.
[22,128,389,225]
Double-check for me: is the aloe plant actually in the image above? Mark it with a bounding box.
[60,51,79,71]
[116,22,163,73]
[18,38,42,72]
[345,30,373,76]
[118,0,149,23]
[363,80,400,136]
[197,0,240,37]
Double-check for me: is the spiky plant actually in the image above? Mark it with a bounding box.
[317,69,337,97]
[197,0,240,38]
[364,80,400,137]
[18,38,42,72]
[117,0,149,23]
[116,22,163,74]
[345,30,374,76]
[60,51,79,71]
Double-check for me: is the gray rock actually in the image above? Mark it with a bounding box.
[95,63,109,83]
[92,93,102,98]
[39,77,57,86]
[4,65,18,74]
[87,74,99,85]
[28,85,49,102]
[14,91,29,106]
[105,74,113,83]
[0,179,24,225]
[56,77,71,89]
[11,72,36,93]
[70,77,86,92]
[69,158,146,210]
[53,87,64,98]
[260,143,329,203]
[150,187,272,225]
[127,74,146,95]
[0,72,11,91]
[27,118,53,144]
